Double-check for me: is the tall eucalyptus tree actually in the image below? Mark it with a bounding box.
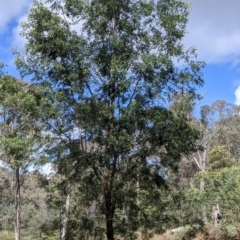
[15,0,204,239]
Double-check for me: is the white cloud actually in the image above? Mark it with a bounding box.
[0,0,31,34]
[234,86,240,105]
[185,0,240,64]
[12,14,28,50]
[4,0,240,66]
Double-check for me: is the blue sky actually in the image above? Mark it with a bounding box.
[184,0,240,108]
[0,0,240,113]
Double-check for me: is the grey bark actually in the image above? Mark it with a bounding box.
[192,138,208,222]
[14,167,20,240]
[60,192,71,240]
[212,204,222,226]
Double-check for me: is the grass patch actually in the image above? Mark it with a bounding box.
[0,231,58,240]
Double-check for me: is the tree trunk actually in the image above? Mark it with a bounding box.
[14,167,20,240]
[200,178,205,191]
[212,204,222,226]
[200,150,207,222]
[105,191,115,240]
[200,178,207,222]
[194,149,207,222]
[61,192,71,240]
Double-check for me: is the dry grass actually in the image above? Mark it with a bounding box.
[146,223,240,240]
[0,231,58,240]
[3,225,240,240]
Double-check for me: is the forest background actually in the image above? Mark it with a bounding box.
[0,0,240,240]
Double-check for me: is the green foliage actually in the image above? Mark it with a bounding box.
[201,101,240,160]
[0,168,14,232]
[208,146,234,170]
[0,73,51,240]
[0,75,41,170]
[186,165,240,225]
[14,0,204,238]
[0,168,58,239]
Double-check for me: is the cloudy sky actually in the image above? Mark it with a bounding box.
[0,0,240,112]
[184,0,240,109]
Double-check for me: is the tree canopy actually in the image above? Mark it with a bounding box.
[13,0,205,239]
[5,0,205,239]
